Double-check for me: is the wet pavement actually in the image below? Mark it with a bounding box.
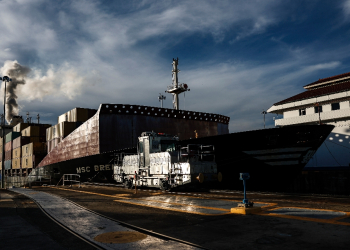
[11,188,198,250]
[2,185,350,249]
[116,194,270,215]
[0,189,96,250]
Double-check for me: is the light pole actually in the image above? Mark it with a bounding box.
[261,110,267,129]
[1,76,11,189]
[158,93,166,108]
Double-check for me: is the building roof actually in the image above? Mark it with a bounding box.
[274,80,350,106]
[303,71,350,89]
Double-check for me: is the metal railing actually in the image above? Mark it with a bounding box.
[58,174,81,187]
[1,172,52,188]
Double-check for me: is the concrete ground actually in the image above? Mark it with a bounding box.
[0,189,96,250]
[2,185,350,249]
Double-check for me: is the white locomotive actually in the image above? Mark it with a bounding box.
[113,131,222,190]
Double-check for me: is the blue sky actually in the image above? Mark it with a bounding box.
[0,0,349,132]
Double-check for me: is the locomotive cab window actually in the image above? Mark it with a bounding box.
[160,140,176,152]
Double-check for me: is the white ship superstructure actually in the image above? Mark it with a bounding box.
[267,72,350,169]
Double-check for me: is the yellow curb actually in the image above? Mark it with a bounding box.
[231,206,262,215]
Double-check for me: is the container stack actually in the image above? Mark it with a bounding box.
[2,107,97,176]
[57,107,96,124]
[22,142,46,171]
[3,124,50,176]
[4,132,21,174]
[47,107,96,152]
[20,124,49,142]
[12,136,30,174]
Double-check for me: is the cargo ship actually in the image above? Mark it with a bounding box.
[23,107,331,189]
[0,58,334,190]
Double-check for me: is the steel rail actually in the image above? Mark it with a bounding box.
[11,189,106,250]
[46,189,208,250]
[54,191,208,248]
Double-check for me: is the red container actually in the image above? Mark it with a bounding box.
[5,141,12,152]
[13,136,31,149]
[5,150,12,161]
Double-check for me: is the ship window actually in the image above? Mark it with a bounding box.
[331,103,340,110]
[299,109,306,116]
[314,106,323,113]
[26,159,28,166]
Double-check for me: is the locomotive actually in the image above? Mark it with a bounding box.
[113,131,222,190]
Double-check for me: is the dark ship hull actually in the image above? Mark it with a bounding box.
[34,148,137,184]
[32,104,333,191]
[181,124,334,191]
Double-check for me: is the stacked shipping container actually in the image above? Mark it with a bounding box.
[2,124,50,175]
[22,142,46,169]
[47,108,96,152]
[57,107,96,124]
[12,136,30,170]
[4,132,20,171]
[2,107,96,175]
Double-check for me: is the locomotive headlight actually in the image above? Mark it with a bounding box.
[196,173,204,183]
[218,172,223,182]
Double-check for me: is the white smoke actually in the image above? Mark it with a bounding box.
[0,60,30,122]
[0,60,84,123]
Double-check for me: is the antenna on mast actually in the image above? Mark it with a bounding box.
[165,58,190,110]
[37,114,40,124]
[158,93,166,108]
[26,112,32,123]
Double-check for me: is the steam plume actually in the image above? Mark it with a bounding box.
[0,60,31,123]
[0,60,85,124]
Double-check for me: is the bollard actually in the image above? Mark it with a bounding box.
[230,172,261,214]
[239,173,253,207]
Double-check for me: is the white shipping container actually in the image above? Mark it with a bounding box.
[58,108,89,123]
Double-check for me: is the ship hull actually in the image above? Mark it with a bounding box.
[32,148,137,184]
[305,124,350,170]
[33,124,333,191]
[180,124,334,191]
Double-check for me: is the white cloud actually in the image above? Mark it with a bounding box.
[19,63,85,101]
[343,0,350,16]
[0,0,347,132]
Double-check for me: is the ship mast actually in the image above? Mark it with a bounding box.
[166,58,190,110]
